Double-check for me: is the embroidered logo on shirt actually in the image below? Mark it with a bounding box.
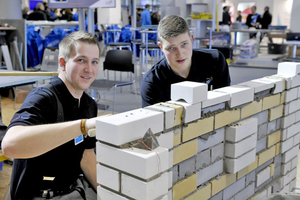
[11,115,29,122]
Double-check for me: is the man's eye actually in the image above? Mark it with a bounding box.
[182,42,188,46]
[168,47,175,51]
[78,59,84,62]
[92,61,99,65]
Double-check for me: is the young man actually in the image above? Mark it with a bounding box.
[246,6,262,38]
[2,31,101,199]
[141,4,152,27]
[141,15,231,107]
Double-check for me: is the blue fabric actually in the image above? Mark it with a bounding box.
[141,9,151,26]
[119,25,132,43]
[104,25,121,45]
[72,12,79,21]
[26,25,44,68]
[44,28,65,48]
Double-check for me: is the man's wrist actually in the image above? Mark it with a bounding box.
[80,119,88,136]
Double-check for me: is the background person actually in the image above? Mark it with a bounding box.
[141,4,152,26]
[246,6,262,38]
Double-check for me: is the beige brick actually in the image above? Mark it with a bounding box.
[258,146,276,166]
[262,94,281,110]
[159,102,183,126]
[210,173,236,196]
[237,155,258,179]
[214,109,241,129]
[280,91,285,104]
[173,173,197,200]
[185,183,211,200]
[173,128,181,147]
[269,163,275,177]
[267,130,281,148]
[241,100,262,119]
[269,105,283,121]
[182,116,214,142]
[173,139,198,165]
[275,143,280,156]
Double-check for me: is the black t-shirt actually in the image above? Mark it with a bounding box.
[141,49,231,107]
[8,76,97,200]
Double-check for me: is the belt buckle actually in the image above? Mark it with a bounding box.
[41,189,54,198]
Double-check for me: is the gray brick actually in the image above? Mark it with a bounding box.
[197,160,223,186]
[258,123,268,139]
[172,165,178,184]
[178,156,196,180]
[256,158,273,173]
[256,137,267,153]
[255,177,273,192]
[209,191,223,200]
[198,128,224,152]
[223,177,246,200]
[211,143,224,163]
[267,120,277,134]
[271,178,282,193]
[252,110,268,125]
[276,118,281,130]
[274,164,282,178]
[246,170,256,186]
[202,103,226,117]
[196,149,211,170]
[274,154,282,168]
[235,182,255,200]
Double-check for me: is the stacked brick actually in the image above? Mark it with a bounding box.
[95,62,300,200]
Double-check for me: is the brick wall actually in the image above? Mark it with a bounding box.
[95,62,300,200]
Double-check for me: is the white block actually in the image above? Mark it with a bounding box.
[168,171,172,189]
[281,113,296,129]
[277,62,300,76]
[282,145,299,163]
[213,85,254,108]
[281,161,291,175]
[256,166,271,187]
[293,133,300,146]
[156,130,174,150]
[171,81,208,104]
[237,78,274,93]
[168,151,173,169]
[167,100,201,123]
[198,128,225,152]
[97,164,119,191]
[285,88,298,102]
[197,159,224,185]
[281,137,294,154]
[225,148,256,174]
[225,118,258,142]
[260,76,284,94]
[96,108,163,146]
[272,74,292,90]
[97,186,128,200]
[96,142,169,179]
[295,110,300,122]
[298,86,300,98]
[288,99,300,114]
[202,91,230,108]
[225,133,257,158]
[121,172,168,200]
[145,104,175,130]
[289,178,296,192]
[249,189,267,200]
[291,156,298,170]
[283,167,297,186]
[286,122,300,139]
[281,184,290,193]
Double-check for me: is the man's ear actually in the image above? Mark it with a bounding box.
[158,41,163,50]
[190,33,194,43]
[59,57,66,71]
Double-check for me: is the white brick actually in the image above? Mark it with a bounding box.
[285,88,298,102]
[286,122,300,139]
[237,79,274,93]
[281,162,292,175]
[249,189,267,200]
[197,159,223,186]
[168,171,172,189]
[281,184,290,193]
[168,100,201,123]
[288,99,300,114]
[225,118,258,142]
[225,133,257,158]
[156,130,174,150]
[96,109,163,146]
[277,62,300,76]
[145,105,175,130]
[272,74,292,89]
[171,81,208,104]
[198,128,225,152]
[256,166,271,187]
[202,91,230,108]
[97,186,128,200]
[121,172,169,200]
[96,142,169,179]
[295,110,300,122]
[213,85,254,108]
[289,178,296,192]
[291,156,298,170]
[281,113,296,129]
[260,76,284,94]
[281,137,294,154]
[225,148,256,174]
[282,145,299,163]
[97,164,119,191]
[283,167,297,186]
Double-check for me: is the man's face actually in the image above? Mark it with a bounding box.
[158,32,194,77]
[251,7,256,13]
[59,41,100,95]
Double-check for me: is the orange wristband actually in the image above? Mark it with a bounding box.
[81,119,88,136]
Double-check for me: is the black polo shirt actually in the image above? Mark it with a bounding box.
[141,49,231,107]
[8,76,97,200]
